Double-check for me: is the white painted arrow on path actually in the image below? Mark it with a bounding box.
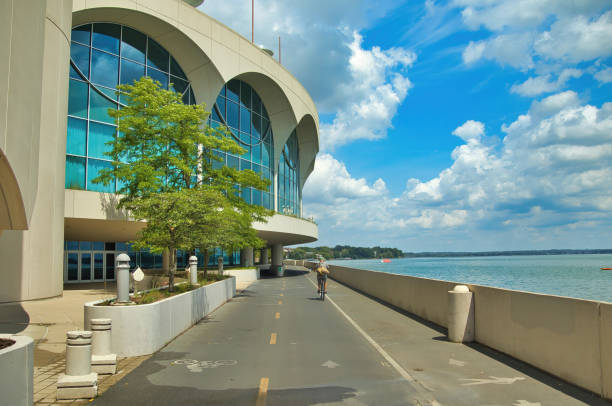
[513,401,541,406]
[448,358,466,367]
[321,360,340,368]
[461,376,525,386]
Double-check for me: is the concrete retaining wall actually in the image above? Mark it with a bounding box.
[327,264,612,400]
[224,268,260,283]
[0,335,33,406]
[84,278,236,357]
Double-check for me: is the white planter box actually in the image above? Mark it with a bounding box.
[84,277,236,357]
[224,268,259,283]
[0,335,33,406]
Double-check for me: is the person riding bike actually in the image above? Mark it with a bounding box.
[315,258,330,294]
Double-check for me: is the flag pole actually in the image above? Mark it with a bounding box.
[251,0,254,43]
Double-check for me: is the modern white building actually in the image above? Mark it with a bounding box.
[0,0,319,302]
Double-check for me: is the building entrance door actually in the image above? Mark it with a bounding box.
[64,250,118,283]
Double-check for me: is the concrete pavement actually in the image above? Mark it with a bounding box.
[92,267,610,405]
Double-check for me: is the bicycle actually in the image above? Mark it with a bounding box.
[317,276,327,301]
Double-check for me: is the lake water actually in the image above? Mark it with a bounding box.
[328,254,612,303]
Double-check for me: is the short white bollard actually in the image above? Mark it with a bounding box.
[447,285,475,343]
[218,255,224,275]
[189,255,198,285]
[91,319,117,375]
[57,331,98,400]
[116,253,131,304]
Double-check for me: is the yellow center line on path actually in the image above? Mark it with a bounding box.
[256,377,269,406]
[269,333,277,345]
[275,312,280,319]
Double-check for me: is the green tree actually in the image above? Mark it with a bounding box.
[95,77,270,290]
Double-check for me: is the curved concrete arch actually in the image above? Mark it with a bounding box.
[71,6,226,109]
[295,114,319,190]
[0,149,28,230]
[71,2,320,171]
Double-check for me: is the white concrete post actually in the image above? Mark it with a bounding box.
[271,243,283,277]
[218,255,224,275]
[189,255,198,285]
[447,285,475,343]
[90,319,117,375]
[115,253,131,304]
[57,331,97,399]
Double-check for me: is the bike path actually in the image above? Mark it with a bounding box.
[94,269,423,405]
[94,268,610,405]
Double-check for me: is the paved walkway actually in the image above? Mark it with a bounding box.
[92,267,610,406]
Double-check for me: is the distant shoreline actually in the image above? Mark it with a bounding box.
[327,249,612,260]
[403,249,612,258]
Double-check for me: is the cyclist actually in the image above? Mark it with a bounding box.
[315,258,330,294]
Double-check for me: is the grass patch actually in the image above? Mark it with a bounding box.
[96,275,229,306]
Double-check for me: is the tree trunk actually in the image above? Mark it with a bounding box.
[203,249,210,282]
[168,247,176,292]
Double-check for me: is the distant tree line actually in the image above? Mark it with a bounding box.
[288,245,404,260]
[403,249,612,258]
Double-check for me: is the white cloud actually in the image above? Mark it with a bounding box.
[199,0,405,114]
[304,93,612,250]
[319,32,415,150]
[510,69,582,97]
[452,120,484,142]
[456,1,612,89]
[594,66,612,83]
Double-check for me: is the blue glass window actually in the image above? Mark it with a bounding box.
[70,43,90,79]
[170,57,187,80]
[120,59,145,86]
[240,106,251,133]
[121,27,146,63]
[92,23,120,54]
[211,79,275,210]
[91,50,119,88]
[71,25,91,46]
[87,159,114,192]
[67,118,87,156]
[88,122,115,159]
[89,88,115,124]
[65,156,85,190]
[226,80,240,102]
[147,39,169,72]
[68,80,88,118]
[277,130,300,215]
[147,68,168,89]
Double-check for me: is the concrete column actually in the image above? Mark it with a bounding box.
[447,285,475,343]
[115,253,131,304]
[57,331,97,399]
[90,319,116,375]
[271,243,283,277]
[261,248,269,265]
[0,0,73,302]
[189,255,198,285]
[240,247,254,267]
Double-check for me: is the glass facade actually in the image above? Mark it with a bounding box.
[211,79,274,209]
[66,23,195,192]
[278,130,300,216]
[64,240,241,283]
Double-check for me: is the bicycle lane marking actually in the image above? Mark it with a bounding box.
[305,274,439,405]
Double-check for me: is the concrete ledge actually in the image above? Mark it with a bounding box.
[0,335,33,406]
[84,278,236,357]
[327,263,612,400]
[224,268,259,283]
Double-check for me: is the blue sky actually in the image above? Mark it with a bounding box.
[200,1,612,251]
